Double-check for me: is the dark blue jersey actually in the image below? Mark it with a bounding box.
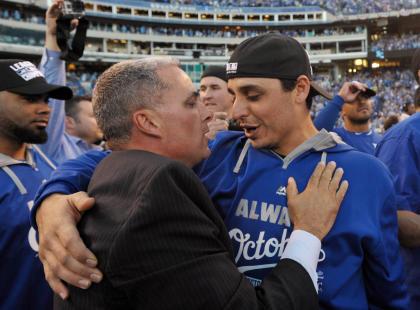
[376,111,420,310]
[333,127,382,155]
[0,145,55,310]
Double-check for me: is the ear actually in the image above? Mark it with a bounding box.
[65,116,76,131]
[132,109,162,138]
[294,75,311,106]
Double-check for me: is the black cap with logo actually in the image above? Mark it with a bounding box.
[226,33,333,100]
[0,59,73,100]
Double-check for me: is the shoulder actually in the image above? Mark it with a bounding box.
[329,147,393,187]
[96,150,201,191]
[195,131,247,175]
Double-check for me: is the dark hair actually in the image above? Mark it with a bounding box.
[280,79,314,110]
[65,94,92,121]
[383,114,400,131]
[414,87,420,108]
[402,102,414,112]
[411,48,420,84]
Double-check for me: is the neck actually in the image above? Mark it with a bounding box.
[344,121,370,133]
[0,135,27,159]
[274,116,319,156]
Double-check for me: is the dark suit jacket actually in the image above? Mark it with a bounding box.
[54,150,318,310]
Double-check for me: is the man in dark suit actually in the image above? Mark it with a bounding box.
[45,57,347,309]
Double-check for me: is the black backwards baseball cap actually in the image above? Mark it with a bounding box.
[226,33,333,100]
[201,65,228,82]
[0,59,72,100]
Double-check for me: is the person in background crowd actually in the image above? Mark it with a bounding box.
[412,48,420,84]
[64,95,104,148]
[0,59,72,310]
[38,0,103,164]
[375,46,420,310]
[383,114,400,131]
[314,82,382,154]
[414,87,420,113]
[400,102,416,121]
[199,65,240,139]
[32,33,408,309]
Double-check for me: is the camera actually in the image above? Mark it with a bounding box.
[62,0,85,19]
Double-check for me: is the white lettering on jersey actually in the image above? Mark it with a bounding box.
[27,200,39,252]
[235,199,291,227]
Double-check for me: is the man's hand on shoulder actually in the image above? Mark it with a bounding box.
[36,192,102,299]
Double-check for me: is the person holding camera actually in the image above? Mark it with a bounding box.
[38,0,103,164]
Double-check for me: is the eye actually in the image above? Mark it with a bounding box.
[186,101,197,107]
[21,95,48,103]
[246,94,261,101]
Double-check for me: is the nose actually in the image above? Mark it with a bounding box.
[201,89,212,102]
[36,101,51,115]
[231,96,248,121]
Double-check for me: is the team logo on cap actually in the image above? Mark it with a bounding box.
[226,62,238,74]
[9,61,44,81]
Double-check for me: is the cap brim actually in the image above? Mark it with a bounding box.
[310,81,333,100]
[361,88,376,98]
[8,81,73,100]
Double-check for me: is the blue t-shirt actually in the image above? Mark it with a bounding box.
[375,111,420,310]
[0,145,56,310]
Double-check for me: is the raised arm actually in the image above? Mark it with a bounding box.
[38,0,83,163]
[313,81,369,131]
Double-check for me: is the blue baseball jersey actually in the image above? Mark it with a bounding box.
[333,127,382,155]
[195,130,408,309]
[0,145,55,310]
[375,111,420,310]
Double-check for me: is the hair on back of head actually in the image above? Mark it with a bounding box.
[92,57,180,149]
[65,94,92,121]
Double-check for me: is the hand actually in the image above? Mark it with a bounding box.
[206,112,229,140]
[337,81,369,103]
[287,161,348,241]
[46,0,63,37]
[36,192,102,300]
[45,0,79,51]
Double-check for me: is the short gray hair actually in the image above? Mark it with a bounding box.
[92,57,180,148]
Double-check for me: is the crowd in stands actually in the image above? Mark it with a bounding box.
[0,8,45,24]
[371,33,420,52]
[162,0,420,15]
[64,65,417,134]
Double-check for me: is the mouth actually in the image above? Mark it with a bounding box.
[241,124,259,138]
[32,120,48,128]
